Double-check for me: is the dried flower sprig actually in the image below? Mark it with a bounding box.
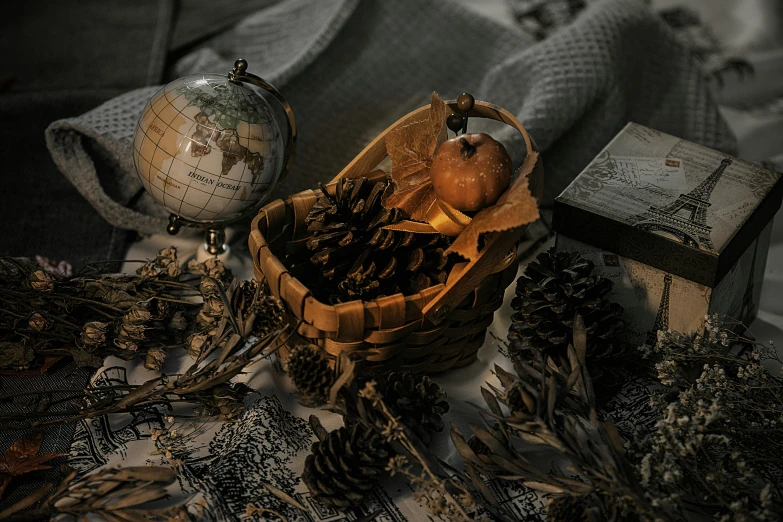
[0,464,188,522]
[630,318,783,521]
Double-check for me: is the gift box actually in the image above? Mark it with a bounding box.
[553,123,783,347]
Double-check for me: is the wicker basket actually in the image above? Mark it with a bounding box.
[249,100,543,374]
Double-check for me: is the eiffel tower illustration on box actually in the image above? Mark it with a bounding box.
[646,274,672,347]
[633,158,733,251]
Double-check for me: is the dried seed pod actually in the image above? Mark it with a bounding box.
[144,346,166,371]
[28,312,49,331]
[187,333,208,358]
[28,270,54,292]
[81,321,109,350]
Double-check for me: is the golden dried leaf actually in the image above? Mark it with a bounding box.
[447,152,540,261]
[382,93,447,220]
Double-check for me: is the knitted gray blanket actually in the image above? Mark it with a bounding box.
[46,0,735,236]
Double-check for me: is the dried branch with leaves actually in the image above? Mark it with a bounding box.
[0,248,288,430]
[0,464,188,522]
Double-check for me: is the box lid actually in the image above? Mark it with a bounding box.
[553,123,783,287]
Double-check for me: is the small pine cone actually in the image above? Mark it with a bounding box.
[377,372,449,445]
[509,248,624,361]
[547,495,590,522]
[302,424,390,509]
[285,345,335,406]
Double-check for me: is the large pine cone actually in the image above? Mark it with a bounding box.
[284,345,334,407]
[301,424,390,509]
[509,248,624,358]
[509,249,627,400]
[377,372,449,445]
[298,176,451,303]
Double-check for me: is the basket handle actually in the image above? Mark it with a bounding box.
[332,99,543,325]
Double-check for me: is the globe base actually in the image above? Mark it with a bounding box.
[197,239,231,264]
[204,227,228,256]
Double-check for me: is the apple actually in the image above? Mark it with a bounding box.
[429,133,512,212]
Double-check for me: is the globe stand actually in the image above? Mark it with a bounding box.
[166,213,249,275]
[167,214,228,257]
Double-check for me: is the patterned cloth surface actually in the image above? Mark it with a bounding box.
[45,0,734,235]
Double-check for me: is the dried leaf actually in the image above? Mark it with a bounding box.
[143,347,166,372]
[0,482,53,518]
[0,342,35,370]
[309,415,328,442]
[494,364,518,389]
[262,481,307,512]
[573,314,587,365]
[115,378,162,409]
[450,424,481,465]
[111,467,176,483]
[215,333,242,369]
[71,348,105,368]
[470,425,512,459]
[355,510,384,522]
[481,387,504,417]
[523,481,566,494]
[329,353,356,405]
[104,484,168,510]
[467,465,498,506]
[604,420,624,453]
[0,355,65,376]
[447,154,540,261]
[0,431,66,499]
[546,374,557,423]
[382,93,447,220]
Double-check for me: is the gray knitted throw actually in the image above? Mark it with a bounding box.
[46,0,735,236]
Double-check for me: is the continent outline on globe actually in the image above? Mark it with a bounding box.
[132,73,285,224]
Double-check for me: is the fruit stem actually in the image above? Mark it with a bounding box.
[459,137,477,159]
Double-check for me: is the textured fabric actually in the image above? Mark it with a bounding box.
[0,0,174,262]
[0,363,92,512]
[46,0,735,236]
[1,0,173,93]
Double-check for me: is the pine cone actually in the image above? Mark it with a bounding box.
[547,495,590,522]
[509,248,624,362]
[300,176,451,303]
[302,424,390,509]
[285,345,335,406]
[377,372,449,445]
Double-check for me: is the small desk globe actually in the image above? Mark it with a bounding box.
[132,59,295,260]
